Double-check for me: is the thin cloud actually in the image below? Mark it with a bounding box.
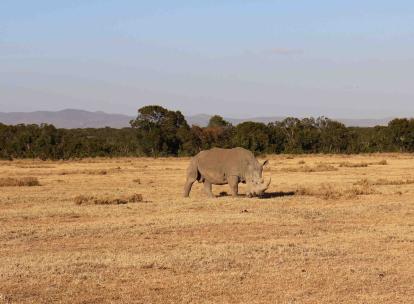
[266,48,304,55]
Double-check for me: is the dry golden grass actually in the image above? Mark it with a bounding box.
[339,161,369,168]
[354,178,414,186]
[74,193,144,205]
[296,183,379,200]
[0,154,413,303]
[0,177,40,187]
[339,160,388,168]
[281,163,337,173]
[59,167,122,176]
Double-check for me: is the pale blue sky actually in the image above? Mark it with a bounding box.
[1,1,414,118]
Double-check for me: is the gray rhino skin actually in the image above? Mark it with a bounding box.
[183,147,271,198]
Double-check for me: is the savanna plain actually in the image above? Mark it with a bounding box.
[0,154,413,304]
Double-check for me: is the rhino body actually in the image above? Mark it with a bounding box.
[183,147,270,198]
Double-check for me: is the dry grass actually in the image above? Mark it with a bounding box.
[339,160,388,168]
[282,163,337,172]
[74,193,144,205]
[0,154,413,303]
[354,178,414,186]
[339,161,369,168]
[59,167,122,175]
[296,183,379,200]
[0,176,40,187]
[376,159,388,165]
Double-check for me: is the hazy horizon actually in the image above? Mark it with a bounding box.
[1,1,414,119]
[0,107,398,121]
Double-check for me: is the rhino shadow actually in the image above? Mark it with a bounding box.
[259,191,296,199]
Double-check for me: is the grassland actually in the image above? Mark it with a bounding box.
[0,154,413,303]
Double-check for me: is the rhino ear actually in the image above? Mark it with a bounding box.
[262,160,269,167]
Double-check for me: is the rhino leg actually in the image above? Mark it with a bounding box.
[183,160,198,198]
[227,176,239,196]
[183,177,196,197]
[203,181,214,198]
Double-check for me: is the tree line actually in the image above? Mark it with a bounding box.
[0,105,413,159]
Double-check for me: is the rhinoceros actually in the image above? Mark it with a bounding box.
[183,147,271,198]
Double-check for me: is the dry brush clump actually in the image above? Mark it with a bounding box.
[16,164,55,169]
[133,178,141,184]
[339,161,369,168]
[339,160,388,168]
[59,167,122,176]
[0,177,40,187]
[354,178,414,186]
[296,183,379,200]
[74,193,144,205]
[86,169,108,175]
[282,163,337,173]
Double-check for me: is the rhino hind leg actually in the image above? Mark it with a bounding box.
[203,181,214,198]
[227,176,239,196]
[183,177,196,197]
[183,161,198,198]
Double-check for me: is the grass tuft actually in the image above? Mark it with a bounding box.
[75,193,144,205]
[0,177,40,187]
[339,160,387,168]
[354,178,414,186]
[296,183,378,200]
[133,178,141,184]
[282,163,337,173]
[339,162,369,168]
[377,160,388,165]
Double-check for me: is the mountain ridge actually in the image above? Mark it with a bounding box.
[0,109,392,128]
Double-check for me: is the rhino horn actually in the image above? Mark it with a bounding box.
[264,177,271,190]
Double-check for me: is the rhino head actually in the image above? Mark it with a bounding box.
[246,160,271,197]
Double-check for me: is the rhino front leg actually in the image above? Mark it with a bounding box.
[227,176,239,197]
[203,181,214,198]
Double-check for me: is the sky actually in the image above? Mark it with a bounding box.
[1,0,414,118]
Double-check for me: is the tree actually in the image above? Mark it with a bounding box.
[388,118,414,152]
[130,105,193,156]
[275,118,305,153]
[208,115,231,128]
[316,117,350,153]
[232,122,269,154]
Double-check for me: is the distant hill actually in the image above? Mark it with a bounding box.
[0,109,391,128]
[0,109,135,129]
